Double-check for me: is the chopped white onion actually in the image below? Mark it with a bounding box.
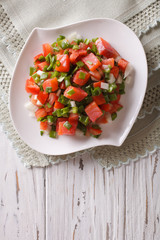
[24,101,37,112]
[36,70,44,76]
[115,55,121,62]
[116,74,123,84]
[108,73,115,84]
[33,95,38,100]
[124,63,133,78]
[106,112,112,123]
[36,100,43,106]
[56,89,61,96]
[70,101,76,107]
[67,32,82,42]
[102,64,110,70]
[100,82,109,90]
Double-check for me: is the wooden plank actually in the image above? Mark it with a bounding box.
[46,150,160,240]
[0,130,45,240]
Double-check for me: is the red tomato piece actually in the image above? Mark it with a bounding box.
[60,81,66,90]
[30,95,38,106]
[70,49,88,64]
[44,104,53,113]
[88,126,102,136]
[37,91,48,104]
[96,113,108,124]
[100,103,112,113]
[25,78,40,95]
[54,100,64,109]
[48,93,58,105]
[93,80,105,88]
[92,93,106,105]
[73,69,90,86]
[43,43,53,57]
[58,120,78,136]
[85,101,103,122]
[35,108,47,120]
[69,113,79,121]
[56,117,68,132]
[34,53,43,62]
[64,86,88,102]
[79,42,88,50]
[43,78,58,93]
[118,58,129,73]
[101,58,114,68]
[82,53,101,71]
[55,54,70,72]
[110,103,123,114]
[110,66,119,79]
[95,37,119,58]
[37,61,49,71]
[89,69,101,81]
[111,94,121,104]
[40,121,48,130]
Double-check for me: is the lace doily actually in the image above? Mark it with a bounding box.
[0,1,160,168]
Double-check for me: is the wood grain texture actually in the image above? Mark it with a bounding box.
[0,129,160,240]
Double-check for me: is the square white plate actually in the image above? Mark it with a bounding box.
[9,18,147,155]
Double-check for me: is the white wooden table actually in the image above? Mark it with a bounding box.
[0,129,160,240]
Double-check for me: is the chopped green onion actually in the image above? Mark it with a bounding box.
[49,130,56,138]
[45,87,52,93]
[67,89,75,96]
[64,50,69,54]
[77,122,87,135]
[38,55,45,62]
[58,76,65,82]
[119,82,125,95]
[40,72,48,80]
[30,67,36,76]
[78,105,85,113]
[51,71,59,78]
[65,78,71,87]
[47,115,54,123]
[57,35,65,41]
[111,112,117,121]
[79,114,89,126]
[71,106,78,113]
[72,45,79,50]
[53,46,60,52]
[40,131,44,136]
[86,60,93,65]
[58,95,69,105]
[79,72,86,79]
[45,53,52,63]
[91,124,101,130]
[46,103,52,108]
[92,37,98,43]
[37,116,47,122]
[72,66,79,74]
[56,109,62,117]
[32,73,40,83]
[75,39,84,44]
[108,83,117,93]
[109,93,117,101]
[43,65,48,72]
[40,85,44,91]
[61,107,70,115]
[63,121,72,130]
[76,61,84,67]
[103,93,110,103]
[56,60,61,67]
[84,39,90,45]
[91,87,102,96]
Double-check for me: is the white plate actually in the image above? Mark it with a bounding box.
[9,18,147,155]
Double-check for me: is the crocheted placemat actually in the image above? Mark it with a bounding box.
[0,0,159,168]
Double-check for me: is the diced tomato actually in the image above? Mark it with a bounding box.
[64,86,88,102]
[95,37,119,58]
[93,80,105,88]
[111,94,121,104]
[85,101,103,122]
[110,103,123,114]
[118,58,129,72]
[37,91,48,104]
[44,104,53,113]
[34,53,43,62]
[40,121,48,130]
[37,61,49,71]
[60,81,66,90]
[55,54,70,72]
[73,69,90,86]
[89,69,101,81]
[70,49,88,64]
[43,43,53,57]
[82,53,101,71]
[101,58,114,68]
[35,108,47,120]
[79,42,88,50]
[100,103,112,112]
[96,113,108,124]
[69,113,79,121]
[56,117,68,132]
[34,60,41,68]
[25,78,40,95]
[88,126,102,136]
[58,120,78,136]
[48,93,58,105]
[30,95,38,106]
[54,100,64,109]
[92,93,106,105]
[43,78,58,93]
[110,66,119,79]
